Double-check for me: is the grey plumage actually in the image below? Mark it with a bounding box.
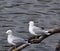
[29,21,50,35]
[6,30,28,46]
[32,26,49,35]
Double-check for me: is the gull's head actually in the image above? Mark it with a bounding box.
[6,30,12,35]
[29,21,34,26]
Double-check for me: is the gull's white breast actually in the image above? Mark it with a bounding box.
[29,26,36,35]
[7,34,15,45]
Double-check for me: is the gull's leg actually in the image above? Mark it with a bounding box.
[34,35,38,40]
[12,45,16,51]
[32,34,38,40]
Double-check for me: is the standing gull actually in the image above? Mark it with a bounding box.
[6,30,28,51]
[29,21,50,36]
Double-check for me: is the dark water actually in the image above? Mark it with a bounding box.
[0,0,60,51]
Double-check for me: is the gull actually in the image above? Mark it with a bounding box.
[29,21,50,36]
[6,30,28,51]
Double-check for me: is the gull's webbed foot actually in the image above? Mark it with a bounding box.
[12,46,16,51]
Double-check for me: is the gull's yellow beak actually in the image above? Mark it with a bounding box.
[5,31,8,34]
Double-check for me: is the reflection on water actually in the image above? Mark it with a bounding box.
[0,0,60,51]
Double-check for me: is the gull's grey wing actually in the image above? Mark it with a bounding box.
[12,36,26,44]
[13,38,25,43]
[33,26,42,32]
[33,26,49,35]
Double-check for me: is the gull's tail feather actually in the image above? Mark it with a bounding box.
[44,30,50,35]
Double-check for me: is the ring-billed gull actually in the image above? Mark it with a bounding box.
[6,30,28,51]
[29,21,50,36]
